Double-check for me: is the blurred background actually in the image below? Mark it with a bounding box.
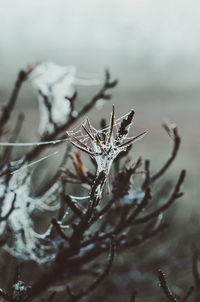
[1,0,199,210]
[0,0,200,299]
[0,0,199,215]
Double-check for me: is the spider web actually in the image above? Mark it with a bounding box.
[0,111,133,176]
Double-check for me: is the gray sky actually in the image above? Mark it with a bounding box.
[0,0,200,89]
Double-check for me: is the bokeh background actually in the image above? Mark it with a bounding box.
[1,0,199,211]
[0,0,200,299]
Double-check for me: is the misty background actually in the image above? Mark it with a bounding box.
[0,0,199,214]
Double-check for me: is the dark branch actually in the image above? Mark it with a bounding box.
[151,124,180,182]
[158,269,178,302]
[192,250,200,288]
[0,193,16,222]
[51,218,70,242]
[25,69,118,161]
[65,195,83,219]
[182,286,194,302]
[66,236,115,301]
[0,70,26,133]
[47,291,56,302]
[0,289,15,302]
[134,170,185,225]
[1,113,25,162]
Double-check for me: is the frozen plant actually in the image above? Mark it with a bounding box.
[0,63,187,302]
[68,105,146,206]
[29,61,100,135]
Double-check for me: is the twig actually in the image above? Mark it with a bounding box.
[25,69,117,161]
[0,193,16,222]
[0,289,15,302]
[2,113,25,162]
[151,124,180,182]
[51,218,70,242]
[66,236,115,301]
[130,290,137,302]
[47,291,56,302]
[0,70,26,133]
[158,269,178,302]
[182,286,194,302]
[142,160,150,190]
[192,250,200,288]
[133,170,185,224]
[65,195,83,219]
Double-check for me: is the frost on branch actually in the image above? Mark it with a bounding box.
[0,64,188,302]
[0,165,61,263]
[29,61,99,135]
[68,105,146,203]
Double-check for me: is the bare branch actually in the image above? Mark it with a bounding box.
[134,170,186,225]
[0,70,26,133]
[66,236,115,301]
[0,193,16,222]
[158,269,178,302]
[192,250,200,288]
[151,122,181,182]
[182,286,194,302]
[51,218,70,242]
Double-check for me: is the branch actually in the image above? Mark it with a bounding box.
[51,218,70,242]
[1,113,25,162]
[181,286,194,302]
[77,69,118,118]
[158,269,178,302]
[134,170,185,225]
[121,223,168,250]
[65,195,83,219]
[66,236,115,301]
[130,290,137,302]
[47,291,56,302]
[151,122,180,182]
[25,69,118,161]
[192,250,200,288]
[0,193,16,222]
[142,160,150,190]
[0,289,15,302]
[0,70,26,133]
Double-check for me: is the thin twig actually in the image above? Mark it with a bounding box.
[0,193,16,222]
[192,250,200,288]
[0,70,26,133]
[66,236,115,301]
[25,70,117,161]
[134,170,186,225]
[65,195,83,219]
[51,218,70,242]
[107,104,115,144]
[151,127,181,182]
[158,269,178,302]
[1,113,25,162]
[182,286,194,302]
[0,289,15,302]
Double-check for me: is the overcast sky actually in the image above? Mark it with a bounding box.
[0,0,200,88]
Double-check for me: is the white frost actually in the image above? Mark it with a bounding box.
[0,166,61,263]
[29,61,100,135]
